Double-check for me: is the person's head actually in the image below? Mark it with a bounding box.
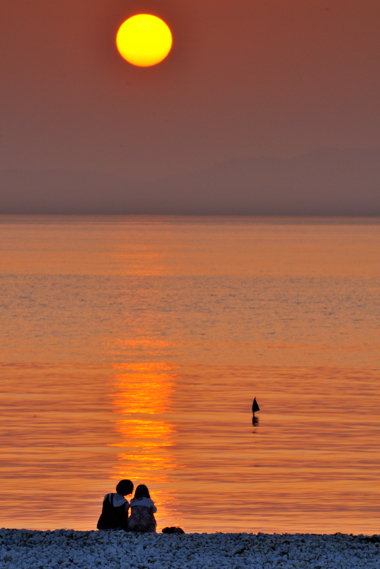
[116,479,134,496]
[134,484,150,499]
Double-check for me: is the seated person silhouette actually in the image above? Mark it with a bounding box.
[97,479,133,530]
[127,484,157,533]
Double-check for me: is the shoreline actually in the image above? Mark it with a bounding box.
[0,529,379,569]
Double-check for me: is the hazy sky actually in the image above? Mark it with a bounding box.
[1,0,380,180]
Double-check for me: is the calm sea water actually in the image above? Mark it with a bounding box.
[0,216,379,533]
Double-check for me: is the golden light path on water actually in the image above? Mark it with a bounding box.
[109,361,181,527]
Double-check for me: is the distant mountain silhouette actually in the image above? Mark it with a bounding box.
[1,148,379,215]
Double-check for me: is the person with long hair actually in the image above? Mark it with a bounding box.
[127,484,157,532]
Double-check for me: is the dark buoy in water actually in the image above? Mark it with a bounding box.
[252,397,260,428]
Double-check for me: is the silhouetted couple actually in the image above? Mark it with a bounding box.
[97,479,157,532]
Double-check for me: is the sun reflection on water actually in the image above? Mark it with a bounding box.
[109,362,181,527]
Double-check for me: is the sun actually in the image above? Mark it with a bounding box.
[116,14,172,67]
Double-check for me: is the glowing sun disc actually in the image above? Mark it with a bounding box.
[116,14,172,67]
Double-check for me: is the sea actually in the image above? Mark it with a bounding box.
[0,215,379,534]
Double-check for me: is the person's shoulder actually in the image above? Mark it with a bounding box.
[113,493,128,507]
[131,497,154,507]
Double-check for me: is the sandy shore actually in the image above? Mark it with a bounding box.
[0,529,379,569]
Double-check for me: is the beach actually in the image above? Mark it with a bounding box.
[0,529,379,569]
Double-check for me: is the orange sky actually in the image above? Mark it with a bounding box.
[1,1,379,212]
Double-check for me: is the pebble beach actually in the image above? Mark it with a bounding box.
[0,529,379,569]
